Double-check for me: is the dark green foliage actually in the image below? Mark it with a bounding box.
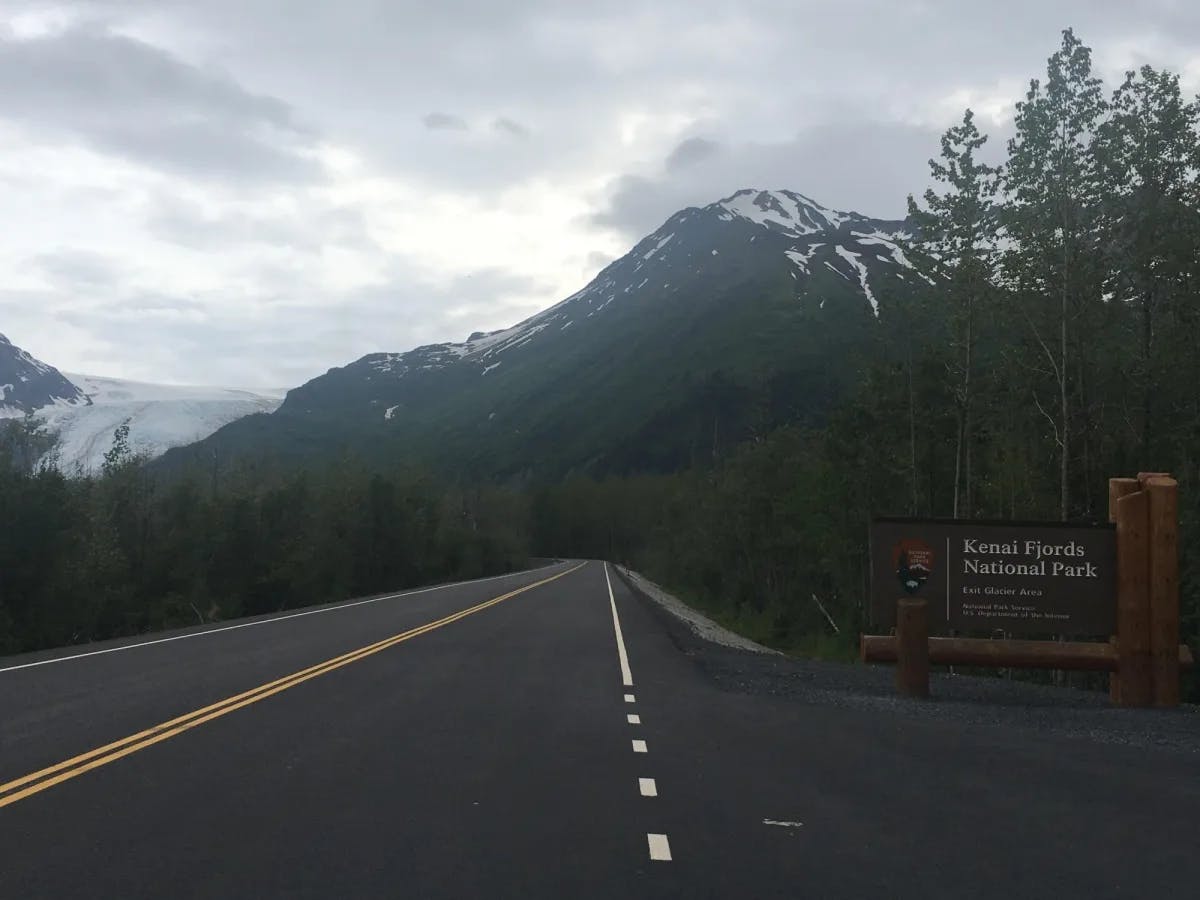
[906,108,1001,517]
[101,422,132,477]
[0,458,529,656]
[1001,28,1110,521]
[0,415,61,475]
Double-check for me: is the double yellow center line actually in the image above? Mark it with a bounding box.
[0,562,585,810]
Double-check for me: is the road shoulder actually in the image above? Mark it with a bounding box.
[612,563,1200,755]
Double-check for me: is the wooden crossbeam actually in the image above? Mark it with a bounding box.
[861,634,1194,671]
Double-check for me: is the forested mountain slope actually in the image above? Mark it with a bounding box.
[162,189,916,479]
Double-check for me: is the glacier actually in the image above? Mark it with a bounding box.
[36,374,283,474]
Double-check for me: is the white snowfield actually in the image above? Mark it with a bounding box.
[37,374,283,474]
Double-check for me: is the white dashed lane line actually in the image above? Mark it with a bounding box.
[605,563,671,862]
[648,833,672,861]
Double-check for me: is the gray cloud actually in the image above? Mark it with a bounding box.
[7,264,553,389]
[146,195,375,254]
[57,1,1193,202]
[665,137,719,171]
[422,112,469,131]
[591,121,965,239]
[29,249,121,291]
[107,293,209,315]
[0,23,320,183]
[334,266,552,343]
[587,174,665,233]
[492,116,530,138]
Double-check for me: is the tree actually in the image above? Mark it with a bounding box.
[0,414,60,475]
[1093,65,1200,463]
[102,421,132,477]
[1002,28,1108,520]
[907,108,1001,516]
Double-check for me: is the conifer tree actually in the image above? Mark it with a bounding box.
[1002,28,1108,520]
[907,109,1001,516]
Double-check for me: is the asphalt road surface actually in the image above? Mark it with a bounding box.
[1,560,1197,899]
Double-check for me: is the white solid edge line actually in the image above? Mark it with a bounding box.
[647,833,672,861]
[632,739,648,753]
[604,562,634,687]
[627,713,641,724]
[0,562,568,675]
[624,693,635,703]
[639,778,657,797]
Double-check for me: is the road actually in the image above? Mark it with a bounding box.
[1,560,1197,898]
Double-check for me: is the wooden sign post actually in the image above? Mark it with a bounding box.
[1108,477,1139,703]
[1145,476,1180,707]
[862,473,1189,708]
[1113,485,1152,706]
[895,598,929,698]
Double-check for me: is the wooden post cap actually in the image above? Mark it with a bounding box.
[1108,478,1140,523]
[1137,471,1171,488]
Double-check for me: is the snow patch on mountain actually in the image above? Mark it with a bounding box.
[717,189,852,236]
[785,243,825,275]
[834,246,879,315]
[824,260,850,280]
[851,230,916,269]
[643,233,675,260]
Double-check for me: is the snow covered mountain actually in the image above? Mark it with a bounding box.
[351,188,914,389]
[166,188,920,480]
[0,332,87,414]
[0,334,282,473]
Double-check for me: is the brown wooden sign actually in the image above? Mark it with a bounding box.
[871,518,1116,636]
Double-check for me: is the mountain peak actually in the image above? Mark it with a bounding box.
[0,333,87,416]
[320,186,918,398]
[711,189,858,237]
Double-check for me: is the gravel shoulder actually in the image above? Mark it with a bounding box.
[615,566,781,655]
[613,565,1200,755]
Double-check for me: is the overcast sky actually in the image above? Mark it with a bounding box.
[1,1,1197,388]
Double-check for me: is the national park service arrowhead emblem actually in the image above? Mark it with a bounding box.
[892,539,934,594]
